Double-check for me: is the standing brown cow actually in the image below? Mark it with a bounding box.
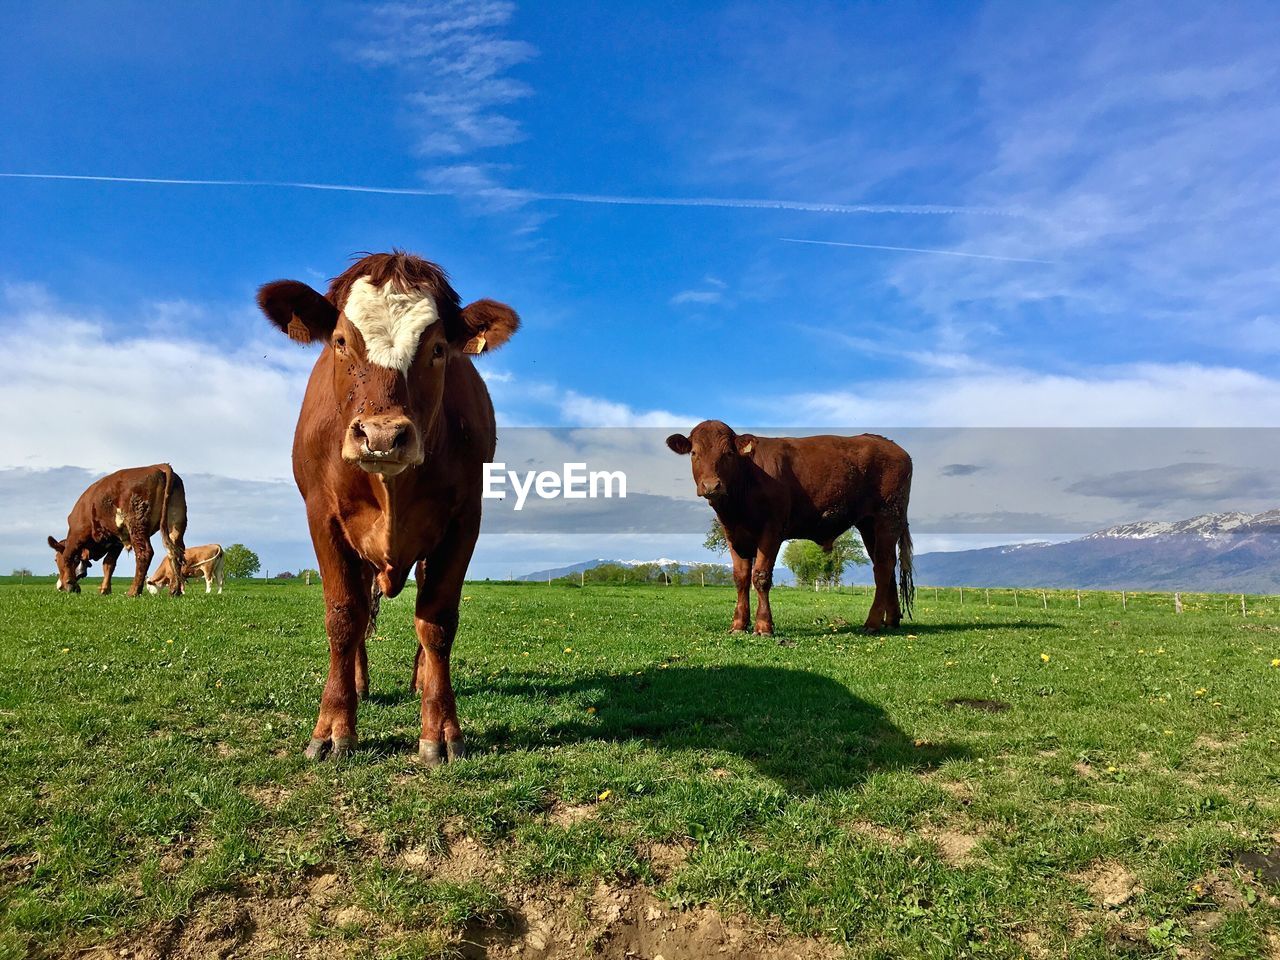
[146,543,225,595]
[667,421,913,634]
[47,464,187,596]
[257,251,518,762]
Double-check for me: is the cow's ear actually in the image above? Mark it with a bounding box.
[48,535,64,553]
[666,434,692,455]
[453,299,520,354]
[257,280,339,344]
[735,434,757,456]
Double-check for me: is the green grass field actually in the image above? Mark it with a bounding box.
[1,580,1278,958]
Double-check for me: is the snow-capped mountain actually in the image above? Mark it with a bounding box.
[1085,511,1267,541]
[514,512,1280,591]
[914,510,1280,591]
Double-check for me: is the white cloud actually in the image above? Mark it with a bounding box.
[350,0,536,157]
[781,361,1280,427]
[670,289,723,305]
[558,390,691,428]
[0,285,313,481]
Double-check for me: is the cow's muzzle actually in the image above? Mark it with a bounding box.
[698,480,726,499]
[345,416,421,476]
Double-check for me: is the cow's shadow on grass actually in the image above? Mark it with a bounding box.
[473,665,969,795]
[778,618,1061,640]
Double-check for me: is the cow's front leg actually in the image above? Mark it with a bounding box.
[99,543,123,595]
[415,609,462,766]
[730,547,753,633]
[305,533,371,760]
[752,533,782,636]
[415,524,476,767]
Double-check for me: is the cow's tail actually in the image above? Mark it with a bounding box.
[158,465,187,593]
[210,544,225,593]
[898,522,915,620]
[897,468,915,620]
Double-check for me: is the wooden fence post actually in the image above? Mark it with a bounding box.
[985,588,990,605]
[1014,589,1019,607]
[1076,589,1082,609]
[1241,594,1247,617]
[1174,592,1184,614]
[959,586,964,606]
[1121,590,1127,611]
[1041,590,1048,610]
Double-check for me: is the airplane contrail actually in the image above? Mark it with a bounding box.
[0,172,1039,220]
[779,236,1056,264]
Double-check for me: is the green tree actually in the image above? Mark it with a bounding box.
[782,531,868,589]
[703,518,728,555]
[223,543,261,580]
[688,562,732,586]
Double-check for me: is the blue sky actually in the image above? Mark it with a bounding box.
[3,0,1280,575]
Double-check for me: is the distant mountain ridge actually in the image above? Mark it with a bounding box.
[918,509,1280,592]
[515,511,1280,592]
[514,558,731,582]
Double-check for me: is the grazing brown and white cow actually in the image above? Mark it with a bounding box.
[47,464,187,597]
[667,422,913,634]
[146,543,225,595]
[257,251,518,763]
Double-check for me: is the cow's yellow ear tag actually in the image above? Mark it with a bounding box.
[741,441,754,454]
[287,315,310,343]
[463,333,487,355]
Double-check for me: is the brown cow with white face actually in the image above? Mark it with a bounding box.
[667,421,913,635]
[48,464,188,596]
[258,251,518,763]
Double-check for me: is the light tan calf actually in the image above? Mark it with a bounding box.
[146,543,224,595]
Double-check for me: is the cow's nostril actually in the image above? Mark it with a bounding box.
[393,425,410,448]
[351,421,366,440]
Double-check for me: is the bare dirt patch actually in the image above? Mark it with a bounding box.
[922,826,981,865]
[641,840,692,881]
[1233,843,1280,884]
[845,821,906,848]
[1078,861,1140,909]
[546,802,596,828]
[242,783,291,809]
[433,834,498,885]
[463,881,844,960]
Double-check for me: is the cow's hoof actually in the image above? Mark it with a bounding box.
[331,735,357,758]
[753,628,774,637]
[446,739,467,762]
[356,685,370,701]
[304,737,331,761]
[418,739,446,767]
[729,627,747,635]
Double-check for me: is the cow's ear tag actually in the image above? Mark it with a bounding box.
[741,441,754,455]
[463,333,487,355]
[287,315,310,343]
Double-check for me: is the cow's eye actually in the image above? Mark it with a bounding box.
[333,335,346,351]
[432,342,446,359]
